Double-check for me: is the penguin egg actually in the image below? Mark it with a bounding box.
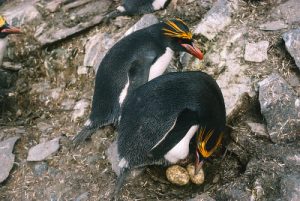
[187,163,205,185]
[166,165,190,186]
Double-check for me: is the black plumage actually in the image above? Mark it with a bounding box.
[114,71,226,198]
[73,19,203,145]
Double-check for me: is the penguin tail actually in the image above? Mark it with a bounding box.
[111,168,130,201]
[72,120,99,146]
[102,10,122,24]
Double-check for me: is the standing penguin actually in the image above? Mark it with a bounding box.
[105,0,172,20]
[72,19,203,145]
[0,16,21,66]
[114,71,226,199]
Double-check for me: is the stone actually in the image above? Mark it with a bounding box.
[0,136,20,183]
[61,98,76,110]
[45,0,64,13]
[75,192,89,201]
[35,0,112,45]
[2,62,22,71]
[166,165,190,186]
[194,0,238,40]
[188,193,215,201]
[106,141,120,175]
[77,66,88,75]
[33,162,48,176]
[283,29,300,69]
[246,122,269,139]
[258,73,300,144]
[83,33,116,72]
[27,137,60,161]
[36,122,53,133]
[271,0,300,24]
[244,41,269,62]
[259,20,288,31]
[2,0,41,26]
[280,173,300,201]
[124,14,159,37]
[71,99,89,122]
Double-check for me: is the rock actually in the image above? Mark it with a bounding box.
[106,141,120,175]
[45,0,63,13]
[36,122,53,133]
[75,192,89,201]
[61,98,76,110]
[33,162,48,176]
[280,173,300,201]
[27,137,60,161]
[2,1,41,26]
[271,0,300,24]
[194,0,238,40]
[258,73,300,144]
[186,163,205,185]
[246,122,269,139]
[259,20,288,31]
[35,0,112,45]
[83,32,116,72]
[71,99,89,122]
[244,41,269,62]
[188,193,215,201]
[2,62,22,71]
[216,179,252,201]
[0,136,20,183]
[77,66,88,75]
[124,14,159,37]
[166,165,190,186]
[283,29,300,69]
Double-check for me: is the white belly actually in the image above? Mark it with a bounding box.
[164,125,199,163]
[152,0,168,10]
[148,47,174,81]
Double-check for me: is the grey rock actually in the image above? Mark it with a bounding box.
[75,192,89,201]
[83,32,116,72]
[106,141,120,176]
[283,29,300,69]
[0,136,20,183]
[259,73,300,144]
[188,193,215,201]
[35,0,112,45]
[272,0,300,24]
[33,162,48,176]
[259,20,288,31]
[77,66,89,75]
[2,62,22,71]
[281,173,300,201]
[124,14,158,37]
[71,99,89,122]
[27,137,60,161]
[36,122,53,133]
[45,0,63,13]
[194,0,238,39]
[2,0,41,27]
[86,154,101,165]
[61,98,76,110]
[246,122,269,139]
[244,41,269,62]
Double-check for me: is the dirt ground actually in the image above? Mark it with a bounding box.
[0,0,299,200]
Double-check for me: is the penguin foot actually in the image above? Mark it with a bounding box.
[102,10,122,25]
[72,125,98,146]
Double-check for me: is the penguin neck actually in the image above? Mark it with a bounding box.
[0,37,8,67]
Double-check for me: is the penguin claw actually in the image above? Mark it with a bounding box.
[72,126,97,146]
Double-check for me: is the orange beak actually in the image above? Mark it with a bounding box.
[181,42,203,60]
[195,158,204,174]
[1,26,22,34]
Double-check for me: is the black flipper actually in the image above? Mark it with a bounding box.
[128,59,151,92]
[111,168,130,201]
[148,108,199,159]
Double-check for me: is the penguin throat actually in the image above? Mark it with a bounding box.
[148,47,174,81]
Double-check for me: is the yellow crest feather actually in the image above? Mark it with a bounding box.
[197,127,223,158]
[163,19,193,40]
[0,16,6,27]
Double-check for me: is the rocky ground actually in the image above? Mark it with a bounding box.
[0,0,299,200]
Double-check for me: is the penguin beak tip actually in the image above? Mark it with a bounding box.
[181,43,204,60]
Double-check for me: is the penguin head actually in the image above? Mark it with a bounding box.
[0,16,21,38]
[195,128,224,173]
[162,18,203,60]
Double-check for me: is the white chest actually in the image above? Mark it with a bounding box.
[0,38,8,66]
[152,0,168,10]
[148,47,174,81]
[164,125,199,163]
